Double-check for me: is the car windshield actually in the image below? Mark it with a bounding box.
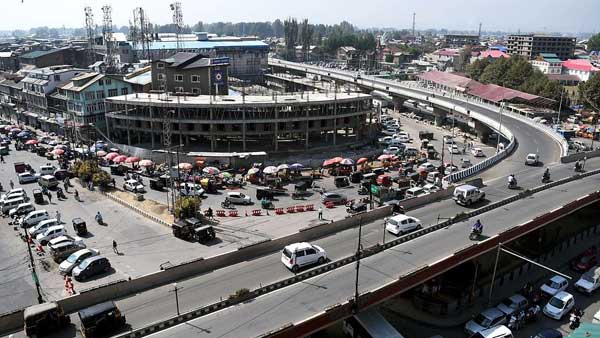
[78,259,91,269]
[547,280,561,289]
[582,274,596,283]
[66,253,80,263]
[549,297,565,309]
[473,313,491,327]
[387,219,398,226]
[282,248,292,259]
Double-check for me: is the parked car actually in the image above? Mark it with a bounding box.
[383,146,401,155]
[8,202,35,218]
[38,175,59,189]
[72,256,111,281]
[533,329,563,338]
[123,179,145,193]
[540,275,569,298]
[496,294,528,316]
[18,172,38,184]
[470,325,513,338]
[385,214,422,235]
[59,248,99,275]
[48,235,84,248]
[464,308,508,336]
[49,241,86,263]
[281,242,327,272]
[320,192,348,205]
[448,144,460,154]
[36,225,66,245]
[525,153,540,166]
[471,148,485,157]
[179,183,205,197]
[21,210,49,228]
[575,266,600,295]
[418,162,436,172]
[1,188,27,201]
[543,291,575,320]
[571,252,597,272]
[28,218,59,237]
[225,192,252,205]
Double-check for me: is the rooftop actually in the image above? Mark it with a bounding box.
[478,50,510,59]
[140,40,269,51]
[19,49,60,59]
[417,70,480,90]
[563,59,600,72]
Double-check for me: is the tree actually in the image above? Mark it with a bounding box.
[299,19,314,61]
[283,18,298,61]
[582,72,600,110]
[467,58,490,80]
[174,196,201,219]
[192,21,204,32]
[587,33,600,52]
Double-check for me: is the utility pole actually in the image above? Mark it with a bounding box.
[24,228,43,304]
[353,217,364,315]
[170,283,182,315]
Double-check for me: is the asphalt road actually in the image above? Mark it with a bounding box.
[145,166,600,338]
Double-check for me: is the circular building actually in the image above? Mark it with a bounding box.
[105,92,373,152]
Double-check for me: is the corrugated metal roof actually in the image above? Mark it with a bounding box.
[417,70,480,90]
[141,40,269,51]
[20,49,59,59]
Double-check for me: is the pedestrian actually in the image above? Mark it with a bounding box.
[63,182,68,193]
[9,180,14,189]
[47,192,52,203]
[112,178,116,188]
[112,240,118,254]
[55,210,61,224]
[318,207,323,220]
[0,155,4,163]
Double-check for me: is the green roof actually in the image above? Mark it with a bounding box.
[544,58,563,63]
[539,53,559,58]
[567,323,600,338]
[20,49,59,59]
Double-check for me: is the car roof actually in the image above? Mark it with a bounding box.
[479,325,511,336]
[18,172,32,176]
[24,302,58,318]
[82,255,105,264]
[78,301,118,320]
[390,214,413,222]
[38,218,58,225]
[41,174,55,179]
[125,179,139,183]
[550,275,567,283]
[456,184,477,191]
[507,294,527,302]
[481,307,504,318]
[44,225,64,232]
[285,242,313,251]
[553,291,573,301]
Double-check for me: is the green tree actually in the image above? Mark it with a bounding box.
[467,58,490,80]
[174,196,202,219]
[284,18,299,61]
[582,72,600,110]
[588,33,600,52]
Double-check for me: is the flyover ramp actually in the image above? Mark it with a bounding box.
[144,169,600,338]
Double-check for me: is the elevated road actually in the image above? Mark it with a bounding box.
[146,168,600,338]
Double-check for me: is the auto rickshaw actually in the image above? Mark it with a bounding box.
[109,164,126,176]
[256,187,274,200]
[349,171,363,183]
[33,189,44,204]
[24,302,71,337]
[200,178,218,194]
[72,217,87,236]
[261,197,274,209]
[292,181,310,200]
[194,225,216,243]
[149,178,164,191]
[172,219,194,241]
[334,176,350,188]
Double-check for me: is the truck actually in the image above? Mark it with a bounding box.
[419,131,434,141]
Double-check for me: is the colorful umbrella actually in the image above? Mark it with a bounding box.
[25,140,38,145]
[125,156,141,164]
[105,152,119,161]
[330,157,343,164]
[95,150,107,157]
[356,158,368,165]
[202,166,219,175]
[263,166,278,175]
[277,164,289,171]
[10,128,21,132]
[247,168,260,175]
[179,163,193,171]
[290,163,304,170]
[378,154,392,161]
[54,144,67,150]
[322,159,336,167]
[113,155,128,164]
[340,158,354,166]
[52,148,65,155]
[219,172,233,178]
[139,159,154,167]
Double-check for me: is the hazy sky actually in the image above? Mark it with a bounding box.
[3,0,599,33]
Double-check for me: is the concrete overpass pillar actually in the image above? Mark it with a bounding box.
[433,107,447,127]
[473,120,492,143]
[392,97,406,112]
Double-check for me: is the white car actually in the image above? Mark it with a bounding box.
[443,135,454,144]
[0,191,28,203]
[418,162,436,172]
[575,267,600,295]
[543,291,575,320]
[226,192,252,205]
[448,144,460,154]
[179,183,205,197]
[18,172,38,184]
[378,136,393,145]
[385,214,422,235]
[8,202,35,218]
[36,225,66,245]
[396,135,411,143]
[540,275,569,298]
[383,147,401,155]
[28,218,59,237]
[123,179,145,193]
[464,308,508,336]
[471,148,485,157]
[445,165,459,175]
[1,188,27,201]
[281,242,327,273]
[422,183,439,194]
[525,153,540,166]
[48,235,84,248]
[496,294,528,316]
[59,248,100,275]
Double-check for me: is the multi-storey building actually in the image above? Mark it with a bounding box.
[151,53,229,95]
[507,34,576,60]
[530,53,563,74]
[443,34,480,48]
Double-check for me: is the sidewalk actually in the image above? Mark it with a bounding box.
[382,225,600,328]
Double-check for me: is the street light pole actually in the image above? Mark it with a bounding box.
[488,242,502,306]
[353,217,363,314]
[170,282,182,316]
[23,228,43,304]
[497,101,505,152]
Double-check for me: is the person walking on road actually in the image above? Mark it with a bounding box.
[318,207,323,220]
[112,240,119,254]
[55,211,61,224]
[0,155,4,163]
[9,180,14,189]
[47,191,52,203]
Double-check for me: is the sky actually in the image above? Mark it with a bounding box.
[2,0,599,33]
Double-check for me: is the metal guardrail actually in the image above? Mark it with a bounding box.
[111,166,600,338]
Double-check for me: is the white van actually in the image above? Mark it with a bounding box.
[1,188,27,201]
[38,165,57,177]
[453,185,485,206]
[21,210,49,228]
[405,187,426,199]
[38,175,59,189]
[1,197,26,214]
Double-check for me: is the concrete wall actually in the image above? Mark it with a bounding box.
[561,149,600,164]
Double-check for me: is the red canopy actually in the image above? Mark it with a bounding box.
[356,158,368,165]
[125,156,140,163]
[113,155,128,164]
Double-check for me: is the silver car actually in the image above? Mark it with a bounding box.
[58,248,99,275]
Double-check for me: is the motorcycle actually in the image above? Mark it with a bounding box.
[95,213,104,225]
[508,179,518,190]
[569,313,581,330]
[56,188,66,200]
[357,186,368,195]
[221,200,235,209]
[469,227,482,240]
[542,175,550,183]
[574,164,583,173]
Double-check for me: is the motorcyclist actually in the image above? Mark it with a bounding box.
[472,219,483,234]
[508,174,517,187]
[543,168,550,181]
[95,211,103,223]
[575,160,582,172]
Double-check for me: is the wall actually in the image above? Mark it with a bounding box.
[560,149,600,163]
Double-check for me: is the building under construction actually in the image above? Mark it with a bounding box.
[105,92,373,152]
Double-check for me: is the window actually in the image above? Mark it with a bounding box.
[157,73,165,80]
[157,62,165,69]
[191,75,200,83]
[107,89,118,97]
[96,90,105,99]
[54,75,61,81]
[105,78,112,85]
[84,92,95,100]
[174,74,184,82]
[121,88,128,95]
[175,87,184,93]
[98,79,104,86]
[192,88,200,94]
[98,102,105,111]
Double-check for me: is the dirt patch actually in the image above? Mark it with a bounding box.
[111,190,174,225]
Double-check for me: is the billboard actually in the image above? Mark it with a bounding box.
[212,69,225,85]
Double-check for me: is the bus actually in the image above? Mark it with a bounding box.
[342,309,405,338]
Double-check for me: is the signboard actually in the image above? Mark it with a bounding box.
[370,185,379,195]
[212,69,225,85]
[210,57,230,66]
